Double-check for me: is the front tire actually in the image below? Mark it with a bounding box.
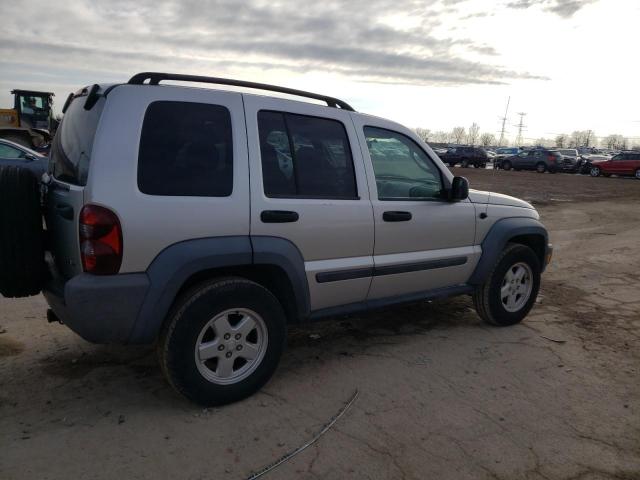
[502,160,512,171]
[473,244,541,326]
[635,168,640,179]
[159,278,287,406]
[536,162,546,173]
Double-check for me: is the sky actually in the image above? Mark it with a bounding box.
[1,0,638,145]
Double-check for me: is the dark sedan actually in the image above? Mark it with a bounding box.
[0,138,48,177]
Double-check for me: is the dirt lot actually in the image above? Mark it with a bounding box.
[1,170,639,480]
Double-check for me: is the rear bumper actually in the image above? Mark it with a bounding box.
[43,270,150,344]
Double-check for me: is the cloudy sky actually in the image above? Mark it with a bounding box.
[1,0,638,144]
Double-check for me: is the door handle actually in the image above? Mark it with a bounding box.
[55,204,74,220]
[261,210,299,223]
[383,211,412,222]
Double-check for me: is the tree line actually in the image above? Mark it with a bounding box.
[415,125,637,150]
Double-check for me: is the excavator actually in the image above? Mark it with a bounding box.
[0,89,57,149]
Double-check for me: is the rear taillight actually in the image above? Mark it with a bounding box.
[548,154,556,163]
[79,205,122,275]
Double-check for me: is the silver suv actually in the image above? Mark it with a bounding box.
[0,73,552,406]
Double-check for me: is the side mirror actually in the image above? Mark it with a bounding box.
[450,176,469,201]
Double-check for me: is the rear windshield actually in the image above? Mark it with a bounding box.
[51,95,105,186]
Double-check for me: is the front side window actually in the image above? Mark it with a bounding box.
[364,127,443,201]
[258,111,357,198]
[138,101,233,197]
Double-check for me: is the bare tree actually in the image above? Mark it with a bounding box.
[432,131,451,143]
[467,123,480,146]
[584,130,596,147]
[415,128,431,143]
[451,126,466,144]
[603,134,627,150]
[535,137,552,147]
[480,133,495,147]
[555,134,568,148]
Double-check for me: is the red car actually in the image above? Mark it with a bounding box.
[589,152,640,179]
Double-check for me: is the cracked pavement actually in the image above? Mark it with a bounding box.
[1,170,639,479]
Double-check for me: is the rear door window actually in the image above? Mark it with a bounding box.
[257,111,357,198]
[138,101,233,197]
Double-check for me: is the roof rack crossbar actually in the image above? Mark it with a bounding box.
[127,72,355,111]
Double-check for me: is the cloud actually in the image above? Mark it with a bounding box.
[0,0,545,91]
[506,0,597,18]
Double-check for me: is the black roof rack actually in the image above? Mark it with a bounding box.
[128,72,355,111]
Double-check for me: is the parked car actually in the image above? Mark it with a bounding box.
[498,149,563,173]
[555,149,580,172]
[0,138,48,176]
[0,72,552,406]
[441,146,489,168]
[589,151,640,178]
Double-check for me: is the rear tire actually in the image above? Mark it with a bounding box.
[461,159,470,168]
[473,244,541,326]
[536,162,546,173]
[635,168,640,179]
[502,160,512,171]
[590,166,601,177]
[158,277,287,406]
[0,166,46,298]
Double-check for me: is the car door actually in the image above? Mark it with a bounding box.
[244,95,374,312]
[606,154,624,174]
[0,142,29,169]
[512,151,529,168]
[351,115,479,301]
[619,153,638,175]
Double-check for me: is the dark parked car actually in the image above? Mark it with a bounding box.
[0,138,48,176]
[497,149,563,173]
[441,146,488,168]
[589,151,640,179]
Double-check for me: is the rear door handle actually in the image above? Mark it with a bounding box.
[55,204,74,220]
[261,210,299,223]
[383,211,412,222]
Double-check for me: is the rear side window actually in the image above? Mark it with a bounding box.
[51,96,105,185]
[138,101,233,197]
[258,111,357,199]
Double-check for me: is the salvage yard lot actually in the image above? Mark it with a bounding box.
[1,170,639,480]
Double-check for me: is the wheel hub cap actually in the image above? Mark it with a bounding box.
[501,262,533,313]
[194,308,268,385]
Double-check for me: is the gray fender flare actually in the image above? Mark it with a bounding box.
[468,217,549,286]
[129,236,309,343]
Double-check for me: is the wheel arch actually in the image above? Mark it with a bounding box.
[128,236,310,343]
[469,217,549,286]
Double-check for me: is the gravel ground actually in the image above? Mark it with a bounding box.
[1,169,638,480]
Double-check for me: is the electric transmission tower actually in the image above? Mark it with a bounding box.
[498,96,510,147]
[514,112,527,146]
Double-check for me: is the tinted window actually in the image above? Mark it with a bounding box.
[258,111,357,198]
[51,96,105,185]
[0,144,24,159]
[364,127,443,201]
[138,101,233,197]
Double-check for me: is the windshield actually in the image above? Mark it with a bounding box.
[51,94,105,185]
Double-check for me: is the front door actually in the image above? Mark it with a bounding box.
[351,116,479,301]
[244,96,374,311]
